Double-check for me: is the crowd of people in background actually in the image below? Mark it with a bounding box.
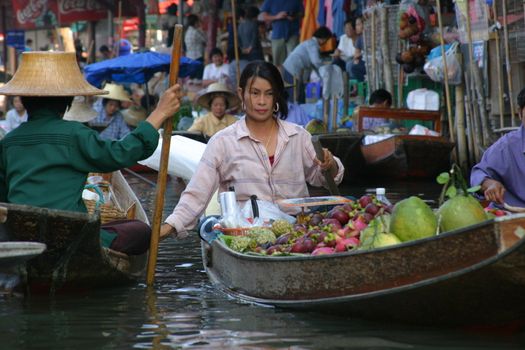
[0,0,368,139]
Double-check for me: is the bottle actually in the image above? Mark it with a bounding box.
[376,188,391,206]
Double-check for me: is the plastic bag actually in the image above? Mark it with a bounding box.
[406,88,439,111]
[241,200,296,224]
[138,134,206,181]
[423,42,462,85]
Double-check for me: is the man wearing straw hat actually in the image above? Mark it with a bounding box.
[188,83,240,138]
[89,83,133,140]
[0,51,182,255]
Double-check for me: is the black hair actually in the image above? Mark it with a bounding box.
[102,98,121,106]
[344,18,353,26]
[312,26,333,39]
[99,44,110,53]
[208,93,229,109]
[21,96,73,117]
[237,8,246,20]
[245,6,260,20]
[239,61,288,119]
[187,14,199,27]
[209,48,223,60]
[369,89,392,106]
[518,87,525,111]
[350,16,362,30]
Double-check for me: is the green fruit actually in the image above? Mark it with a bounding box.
[390,196,437,242]
[305,119,327,134]
[437,195,488,232]
[372,233,402,248]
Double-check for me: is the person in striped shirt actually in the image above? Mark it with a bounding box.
[160,61,344,240]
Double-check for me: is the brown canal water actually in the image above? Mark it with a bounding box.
[1,174,525,349]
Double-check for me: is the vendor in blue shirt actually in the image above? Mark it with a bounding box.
[89,83,132,140]
[260,0,303,70]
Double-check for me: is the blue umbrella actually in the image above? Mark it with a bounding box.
[83,51,202,88]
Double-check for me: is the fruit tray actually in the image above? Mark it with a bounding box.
[277,196,352,208]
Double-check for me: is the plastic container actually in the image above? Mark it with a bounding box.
[376,188,391,206]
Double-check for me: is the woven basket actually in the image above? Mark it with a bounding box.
[84,199,127,224]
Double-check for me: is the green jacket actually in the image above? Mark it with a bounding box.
[0,108,158,212]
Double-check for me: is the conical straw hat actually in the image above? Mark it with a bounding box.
[100,83,132,102]
[122,106,147,127]
[195,83,240,110]
[63,96,98,122]
[0,52,106,96]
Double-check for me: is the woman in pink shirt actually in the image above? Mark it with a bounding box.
[161,61,344,239]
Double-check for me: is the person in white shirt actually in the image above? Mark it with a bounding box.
[5,96,28,132]
[332,19,357,74]
[202,48,230,87]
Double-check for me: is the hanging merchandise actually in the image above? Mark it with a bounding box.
[454,0,489,43]
[423,42,462,85]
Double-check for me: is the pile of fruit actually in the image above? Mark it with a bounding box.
[396,11,434,74]
[221,194,405,256]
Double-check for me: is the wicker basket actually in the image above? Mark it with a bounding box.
[84,199,127,224]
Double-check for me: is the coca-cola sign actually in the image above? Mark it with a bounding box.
[13,0,106,29]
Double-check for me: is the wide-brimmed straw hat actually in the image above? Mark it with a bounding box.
[122,106,147,127]
[100,83,132,102]
[63,96,98,122]
[195,83,240,110]
[0,52,106,96]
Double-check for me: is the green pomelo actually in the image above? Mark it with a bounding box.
[305,119,327,134]
[390,196,437,242]
[372,233,402,248]
[437,195,488,232]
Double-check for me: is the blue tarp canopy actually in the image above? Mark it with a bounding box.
[83,51,202,87]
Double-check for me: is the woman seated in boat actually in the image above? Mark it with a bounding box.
[188,83,240,138]
[362,89,392,132]
[160,60,344,240]
[0,51,182,255]
[88,83,133,140]
[470,87,525,207]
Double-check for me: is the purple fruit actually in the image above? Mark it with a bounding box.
[358,195,373,208]
[329,209,350,225]
[275,233,293,245]
[365,203,380,216]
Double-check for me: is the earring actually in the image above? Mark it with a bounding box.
[242,101,246,111]
[273,102,279,113]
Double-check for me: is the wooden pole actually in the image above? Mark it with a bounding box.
[146,24,183,286]
[331,97,338,132]
[116,1,123,57]
[492,1,505,129]
[379,7,393,97]
[502,0,517,126]
[370,10,377,92]
[435,0,455,144]
[231,0,241,86]
[455,83,468,171]
[465,0,491,147]
[343,72,349,119]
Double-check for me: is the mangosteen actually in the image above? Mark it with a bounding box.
[408,15,417,25]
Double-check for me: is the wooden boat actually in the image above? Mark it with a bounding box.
[201,214,525,326]
[0,242,46,268]
[0,171,149,294]
[356,107,455,179]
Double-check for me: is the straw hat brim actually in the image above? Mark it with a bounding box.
[100,83,132,102]
[0,52,107,96]
[63,97,98,122]
[196,89,240,110]
[122,107,147,127]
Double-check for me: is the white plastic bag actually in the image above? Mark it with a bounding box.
[138,134,206,181]
[423,42,462,85]
[406,88,439,111]
[241,200,296,224]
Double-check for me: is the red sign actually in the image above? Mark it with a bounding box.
[13,0,107,29]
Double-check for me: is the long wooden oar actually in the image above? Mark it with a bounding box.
[146,24,183,286]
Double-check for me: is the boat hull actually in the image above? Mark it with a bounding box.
[0,171,149,294]
[202,215,525,326]
[361,135,454,179]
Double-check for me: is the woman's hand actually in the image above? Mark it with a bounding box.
[316,148,338,176]
[146,84,182,129]
[160,223,176,241]
[481,178,506,204]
